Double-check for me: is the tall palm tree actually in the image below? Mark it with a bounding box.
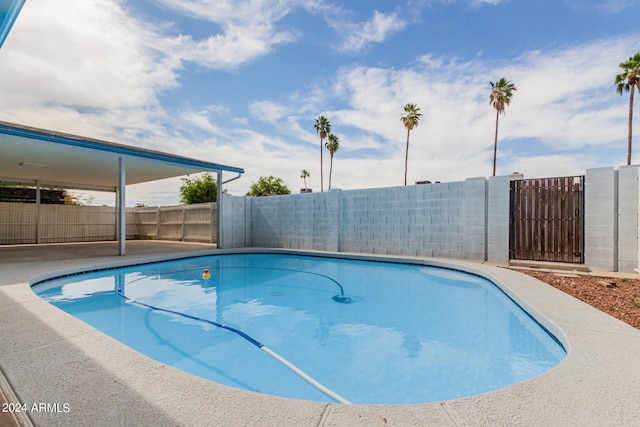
[615,52,640,166]
[314,116,331,192]
[300,169,310,191]
[325,134,340,190]
[400,103,423,185]
[489,78,517,176]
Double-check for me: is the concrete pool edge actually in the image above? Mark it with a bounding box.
[3,246,640,425]
[30,249,567,406]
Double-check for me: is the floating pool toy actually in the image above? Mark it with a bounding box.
[202,268,211,279]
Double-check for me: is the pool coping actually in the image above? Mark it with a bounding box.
[2,246,640,426]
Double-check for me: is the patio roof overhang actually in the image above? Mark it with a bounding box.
[0,0,26,49]
[0,120,245,254]
[0,121,244,191]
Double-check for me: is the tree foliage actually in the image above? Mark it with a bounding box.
[325,134,340,190]
[300,170,310,190]
[179,173,218,204]
[489,78,517,176]
[400,103,423,186]
[615,51,640,165]
[246,175,291,196]
[0,183,78,205]
[314,116,331,192]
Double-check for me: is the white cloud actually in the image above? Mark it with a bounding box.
[507,154,595,179]
[0,0,184,150]
[150,0,314,69]
[158,22,298,70]
[153,2,408,65]
[249,101,290,124]
[153,0,302,23]
[469,0,508,5]
[499,38,634,149]
[252,35,640,187]
[0,0,179,113]
[337,10,407,53]
[563,0,635,14]
[2,0,640,202]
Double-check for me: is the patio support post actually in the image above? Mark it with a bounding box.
[117,157,126,255]
[35,180,41,244]
[217,170,223,249]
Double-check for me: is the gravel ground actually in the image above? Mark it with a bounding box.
[520,270,640,330]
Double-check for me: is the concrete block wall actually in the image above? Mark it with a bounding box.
[220,194,250,248]
[487,176,511,263]
[222,169,640,271]
[222,177,513,261]
[617,166,640,272]
[248,191,340,251]
[463,177,488,261]
[337,182,470,258]
[585,166,640,273]
[585,167,618,271]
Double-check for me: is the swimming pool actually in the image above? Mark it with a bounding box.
[32,252,565,405]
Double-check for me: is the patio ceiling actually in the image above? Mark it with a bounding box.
[0,121,244,192]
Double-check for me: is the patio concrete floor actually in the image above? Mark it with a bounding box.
[1,241,640,426]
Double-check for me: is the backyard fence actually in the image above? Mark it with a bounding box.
[135,203,217,242]
[3,166,640,273]
[219,166,640,274]
[0,202,134,244]
[509,176,584,263]
[220,177,504,261]
[0,202,216,245]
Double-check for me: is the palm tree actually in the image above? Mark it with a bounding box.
[400,103,423,185]
[489,78,517,176]
[615,52,640,166]
[325,134,340,190]
[300,169,310,191]
[314,116,331,192]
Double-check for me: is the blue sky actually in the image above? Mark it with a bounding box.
[1,0,639,205]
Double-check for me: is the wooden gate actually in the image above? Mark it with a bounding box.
[509,176,584,263]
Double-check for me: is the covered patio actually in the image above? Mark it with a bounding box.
[0,120,244,254]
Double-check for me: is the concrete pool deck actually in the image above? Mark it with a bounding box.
[1,241,640,426]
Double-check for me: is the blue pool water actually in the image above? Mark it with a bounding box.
[33,253,565,404]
